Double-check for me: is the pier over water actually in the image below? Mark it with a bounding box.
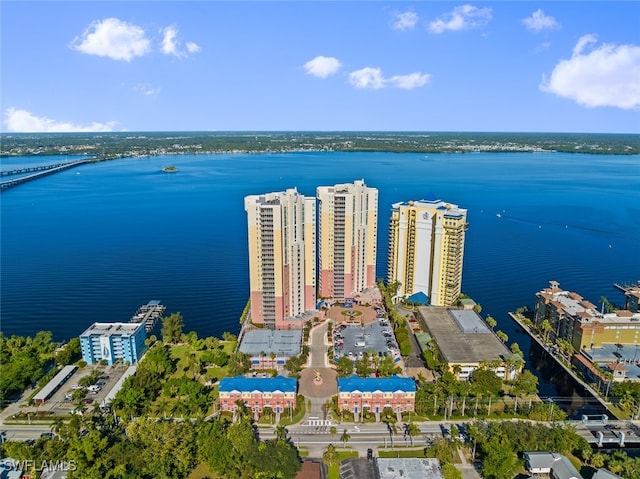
[0,158,94,191]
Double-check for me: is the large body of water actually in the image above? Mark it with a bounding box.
[2,151,639,399]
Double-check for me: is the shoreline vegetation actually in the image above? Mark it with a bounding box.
[1,131,639,158]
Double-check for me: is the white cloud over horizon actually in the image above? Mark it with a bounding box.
[71,18,150,61]
[161,26,201,58]
[523,9,560,33]
[392,11,418,31]
[428,4,492,34]
[540,35,640,110]
[303,56,342,78]
[3,108,120,132]
[348,67,430,90]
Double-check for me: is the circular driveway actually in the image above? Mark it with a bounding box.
[299,368,337,398]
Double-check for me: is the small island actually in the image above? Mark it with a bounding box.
[162,165,178,173]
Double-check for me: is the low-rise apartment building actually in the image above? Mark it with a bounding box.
[218,376,297,416]
[337,376,416,421]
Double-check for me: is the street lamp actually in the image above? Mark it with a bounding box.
[547,398,554,422]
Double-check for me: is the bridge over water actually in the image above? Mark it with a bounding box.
[0,158,94,191]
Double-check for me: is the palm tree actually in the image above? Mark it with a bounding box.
[323,444,339,466]
[329,426,337,439]
[406,422,420,446]
[340,429,351,447]
[276,425,287,442]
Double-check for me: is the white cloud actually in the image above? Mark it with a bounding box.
[4,108,119,132]
[388,72,431,90]
[161,26,200,58]
[428,4,492,34]
[186,42,201,53]
[349,67,386,89]
[71,18,150,61]
[540,35,640,110]
[134,83,162,97]
[523,9,560,33]
[348,68,430,90]
[303,56,342,78]
[393,11,418,31]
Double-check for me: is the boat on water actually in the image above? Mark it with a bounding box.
[496,213,502,218]
[162,165,178,173]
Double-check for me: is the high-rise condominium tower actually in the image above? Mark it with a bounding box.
[244,188,316,329]
[317,180,378,301]
[387,199,467,307]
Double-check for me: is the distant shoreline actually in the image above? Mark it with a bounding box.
[1,131,639,157]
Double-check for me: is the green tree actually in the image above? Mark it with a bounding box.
[56,337,81,366]
[486,316,497,330]
[336,356,354,376]
[340,429,351,447]
[496,331,508,343]
[323,443,339,466]
[442,463,463,479]
[481,437,520,479]
[161,312,184,344]
[406,422,420,446]
[541,319,553,342]
[228,352,251,376]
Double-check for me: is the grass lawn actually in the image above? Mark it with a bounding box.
[327,450,359,479]
[378,448,426,458]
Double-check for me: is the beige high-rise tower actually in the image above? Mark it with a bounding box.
[317,180,378,301]
[244,188,316,329]
[387,199,467,306]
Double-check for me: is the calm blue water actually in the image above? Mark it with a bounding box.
[2,151,639,396]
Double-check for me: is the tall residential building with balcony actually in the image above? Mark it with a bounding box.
[317,180,378,301]
[245,188,316,329]
[387,199,468,306]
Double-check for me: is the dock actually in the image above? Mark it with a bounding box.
[130,300,166,333]
[507,311,616,418]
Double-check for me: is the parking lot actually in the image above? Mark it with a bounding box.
[332,317,400,362]
[38,364,129,414]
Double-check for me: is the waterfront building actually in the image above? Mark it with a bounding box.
[218,375,297,417]
[387,199,467,307]
[316,179,378,301]
[79,322,146,365]
[417,306,520,381]
[621,283,640,313]
[337,376,416,422]
[245,188,317,329]
[536,281,640,381]
[237,329,302,370]
[535,281,640,352]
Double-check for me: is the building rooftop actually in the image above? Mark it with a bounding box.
[338,375,416,393]
[80,322,145,337]
[524,452,583,479]
[417,307,510,364]
[391,199,466,218]
[219,375,297,394]
[238,329,302,357]
[376,458,443,479]
[33,365,77,403]
[592,468,623,479]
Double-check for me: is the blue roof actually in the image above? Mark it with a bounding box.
[219,375,297,393]
[407,291,429,304]
[338,375,416,393]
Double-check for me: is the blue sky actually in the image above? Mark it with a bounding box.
[2,1,639,133]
